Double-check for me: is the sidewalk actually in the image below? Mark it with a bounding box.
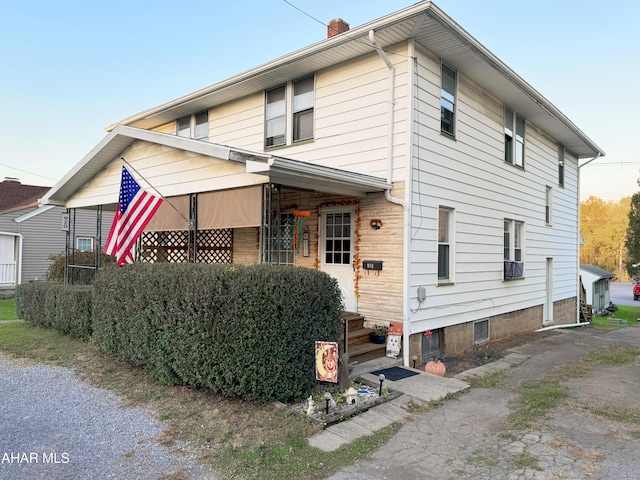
[308,356,472,452]
[309,349,536,452]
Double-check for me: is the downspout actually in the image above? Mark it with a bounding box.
[575,153,601,323]
[369,30,412,367]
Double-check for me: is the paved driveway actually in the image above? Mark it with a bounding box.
[611,281,638,307]
[328,327,640,480]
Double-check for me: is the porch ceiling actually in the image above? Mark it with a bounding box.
[40,125,389,207]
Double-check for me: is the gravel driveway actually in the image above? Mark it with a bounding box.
[0,355,218,480]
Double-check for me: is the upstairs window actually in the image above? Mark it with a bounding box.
[265,76,315,148]
[545,186,552,225]
[558,145,565,187]
[266,86,286,147]
[504,107,525,168]
[504,220,524,278]
[440,63,456,136]
[293,76,314,142]
[177,111,209,141]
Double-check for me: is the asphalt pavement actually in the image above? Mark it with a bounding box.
[610,281,638,307]
[325,326,640,480]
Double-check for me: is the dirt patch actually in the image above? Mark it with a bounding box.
[434,331,552,378]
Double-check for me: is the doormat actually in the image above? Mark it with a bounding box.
[370,366,420,381]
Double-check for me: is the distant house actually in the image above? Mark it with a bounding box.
[580,265,615,314]
[41,2,604,365]
[0,178,113,294]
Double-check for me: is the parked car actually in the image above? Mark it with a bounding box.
[633,283,640,301]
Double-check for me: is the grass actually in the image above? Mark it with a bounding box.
[507,345,640,430]
[590,305,640,328]
[0,297,16,320]
[0,299,414,480]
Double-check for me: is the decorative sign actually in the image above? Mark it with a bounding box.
[61,214,70,232]
[315,341,338,383]
[386,322,402,358]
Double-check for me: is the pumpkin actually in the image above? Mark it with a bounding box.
[425,359,446,377]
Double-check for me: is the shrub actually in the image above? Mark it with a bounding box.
[16,282,93,338]
[46,250,116,283]
[92,263,343,402]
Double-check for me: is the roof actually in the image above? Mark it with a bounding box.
[40,126,389,207]
[0,180,50,212]
[108,1,604,159]
[580,264,615,279]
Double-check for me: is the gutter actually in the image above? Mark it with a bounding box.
[369,30,412,368]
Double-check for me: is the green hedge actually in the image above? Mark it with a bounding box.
[92,263,342,402]
[16,282,93,338]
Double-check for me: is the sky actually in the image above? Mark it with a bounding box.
[1,0,638,201]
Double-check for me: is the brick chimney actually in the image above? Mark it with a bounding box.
[327,18,349,38]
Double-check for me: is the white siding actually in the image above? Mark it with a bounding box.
[408,47,578,332]
[208,45,411,182]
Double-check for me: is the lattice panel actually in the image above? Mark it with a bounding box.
[195,229,233,264]
[140,229,232,264]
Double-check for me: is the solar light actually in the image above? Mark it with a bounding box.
[378,373,385,396]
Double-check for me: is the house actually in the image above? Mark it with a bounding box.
[580,264,615,315]
[0,178,113,294]
[40,1,604,366]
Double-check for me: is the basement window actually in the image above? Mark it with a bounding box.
[474,319,489,344]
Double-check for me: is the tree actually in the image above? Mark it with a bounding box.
[625,192,640,280]
[581,196,631,280]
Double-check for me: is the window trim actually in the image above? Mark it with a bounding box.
[264,75,315,149]
[545,186,552,225]
[504,219,524,279]
[558,145,565,188]
[76,237,94,252]
[504,107,525,168]
[438,206,454,283]
[176,111,209,141]
[440,63,457,137]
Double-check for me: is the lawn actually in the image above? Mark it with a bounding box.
[590,304,640,328]
[0,297,16,320]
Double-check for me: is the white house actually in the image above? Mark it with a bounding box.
[41,1,604,366]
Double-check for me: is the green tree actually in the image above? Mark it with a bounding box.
[625,192,640,280]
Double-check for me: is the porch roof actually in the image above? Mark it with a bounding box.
[40,125,390,207]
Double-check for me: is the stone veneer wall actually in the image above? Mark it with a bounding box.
[408,297,577,358]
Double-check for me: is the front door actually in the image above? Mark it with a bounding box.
[320,207,356,312]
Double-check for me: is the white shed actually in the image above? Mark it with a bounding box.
[580,265,615,314]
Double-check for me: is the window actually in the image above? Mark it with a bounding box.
[266,86,286,147]
[176,111,209,141]
[504,107,525,167]
[558,145,565,187]
[438,207,453,281]
[440,63,456,136]
[474,319,490,344]
[293,76,314,142]
[504,220,524,279]
[325,212,351,265]
[266,213,296,266]
[545,186,552,225]
[265,76,315,148]
[503,220,523,261]
[76,237,94,252]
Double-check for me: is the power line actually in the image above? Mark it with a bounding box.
[0,163,58,182]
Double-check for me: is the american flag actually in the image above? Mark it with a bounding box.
[104,166,163,267]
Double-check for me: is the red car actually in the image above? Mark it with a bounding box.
[634,283,640,301]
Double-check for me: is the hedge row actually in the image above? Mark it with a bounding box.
[16,282,93,338]
[91,263,342,402]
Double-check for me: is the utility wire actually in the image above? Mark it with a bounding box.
[0,163,58,182]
